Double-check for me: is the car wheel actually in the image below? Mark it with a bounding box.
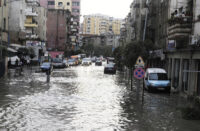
[147,86,153,93]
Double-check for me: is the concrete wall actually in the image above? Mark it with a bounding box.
[40,0,55,9]
[46,9,67,50]
[55,0,72,11]
[36,7,47,41]
[8,0,26,32]
[193,0,200,35]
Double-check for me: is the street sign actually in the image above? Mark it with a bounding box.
[134,68,145,79]
[135,56,145,68]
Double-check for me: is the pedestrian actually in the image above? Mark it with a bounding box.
[15,59,18,67]
[27,58,30,67]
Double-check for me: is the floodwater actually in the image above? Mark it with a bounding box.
[0,64,199,131]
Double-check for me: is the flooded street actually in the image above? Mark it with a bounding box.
[0,64,199,131]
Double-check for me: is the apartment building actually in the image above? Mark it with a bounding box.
[166,0,200,97]
[83,14,122,35]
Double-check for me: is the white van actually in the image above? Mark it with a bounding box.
[144,68,171,93]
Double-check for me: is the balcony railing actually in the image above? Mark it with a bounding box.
[24,23,38,28]
[168,16,192,39]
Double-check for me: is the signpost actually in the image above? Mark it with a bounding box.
[134,56,145,103]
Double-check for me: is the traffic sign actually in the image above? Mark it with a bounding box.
[134,68,145,79]
[135,56,145,68]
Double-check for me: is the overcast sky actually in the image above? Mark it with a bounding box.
[81,0,133,21]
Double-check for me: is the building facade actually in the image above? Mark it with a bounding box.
[55,0,72,11]
[83,14,122,36]
[46,9,70,51]
[0,0,9,78]
[40,0,55,9]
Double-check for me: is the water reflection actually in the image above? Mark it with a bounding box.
[0,65,199,130]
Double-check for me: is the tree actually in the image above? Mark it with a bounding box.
[83,43,94,56]
[17,47,29,60]
[123,41,147,90]
[123,41,147,68]
[113,46,124,70]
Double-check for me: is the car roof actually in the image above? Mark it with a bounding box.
[146,68,166,73]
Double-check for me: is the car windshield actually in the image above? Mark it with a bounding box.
[83,58,91,62]
[68,59,75,62]
[52,58,62,63]
[42,63,50,66]
[106,64,114,68]
[149,73,168,80]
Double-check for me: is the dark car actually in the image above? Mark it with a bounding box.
[95,60,102,66]
[52,58,66,68]
[104,63,116,74]
[40,62,53,72]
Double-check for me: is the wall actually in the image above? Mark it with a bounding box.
[55,0,71,11]
[46,9,67,50]
[71,0,80,22]
[40,0,55,9]
[193,0,200,35]
[36,7,47,41]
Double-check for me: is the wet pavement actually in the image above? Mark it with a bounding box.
[0,63,199,131]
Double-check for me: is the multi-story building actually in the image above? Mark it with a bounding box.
[8,0,47,63]
[166,0,200,97]
[83,14,122,36]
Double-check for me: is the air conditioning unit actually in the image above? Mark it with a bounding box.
[190,35,200,45]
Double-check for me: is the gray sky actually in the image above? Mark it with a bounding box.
[81,0,133,21]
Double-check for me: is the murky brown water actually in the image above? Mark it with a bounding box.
[0,64,199,131]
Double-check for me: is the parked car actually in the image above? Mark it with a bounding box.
[40,62,53,72]
[68,59,76,66]
[107,57,115,64]
[95,59,102,66]
[52,58,66,68]
[82,58,92,66]
[104,63,116,74]
[143,68,171,93]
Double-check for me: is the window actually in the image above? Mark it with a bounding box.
[149,73,168,80]
[67,2,70,6]
[58,2,63,6]
[72,9,80,13]
[48,1,55,5]
[72,2,80,6]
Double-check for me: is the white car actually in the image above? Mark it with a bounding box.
[82,58,92,66]
[144,68,171,93]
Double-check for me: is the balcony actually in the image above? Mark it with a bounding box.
[24,23,38,28]
[25,8,38,16]
[168,17,192,40]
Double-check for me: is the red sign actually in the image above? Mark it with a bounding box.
[134,68,145,79]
